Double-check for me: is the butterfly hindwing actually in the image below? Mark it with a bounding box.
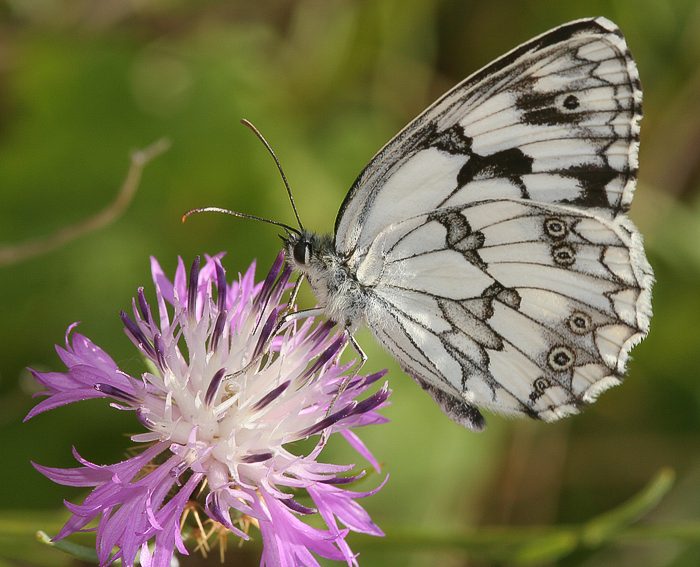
[358,198,651,425]
[335,17,641,257]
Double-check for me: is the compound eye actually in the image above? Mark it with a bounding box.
[293,241,311,265]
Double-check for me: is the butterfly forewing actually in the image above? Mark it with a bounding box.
[335,17,641,256]
[331,17,651,427]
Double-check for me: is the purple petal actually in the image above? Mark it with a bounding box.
[253,307,280,359]
[210,311,227,353]
[240,452,273,464]
[267,263,292,308]
[255,252,285,309]
[94,383,139,404]
[238,260,257,304]
[150,256,173,329]
[257,491,345,565]
[320,471,367,485]
[215,260,227,312]
[204,368,226,406]
[204,490,250,539]
[28,369,74,391]
[340,429,380,473]
[33,442,167,488]
[359,369,388,387]
[25,389,102,421]
[173,257,187,304]
[136,288,152,325]
[121,311,156,359]
[302,335,346,380]
[252,380,290,411]
[299,402,357,437]
[349,384,390,417]
[308,479,387,537]
[57,331,118,372]
[141,473,202,567]
[95,456,183,564]
[281,497,317,515]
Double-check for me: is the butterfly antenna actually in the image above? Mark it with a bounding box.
[182,207,301,236]
[240,118,304,231]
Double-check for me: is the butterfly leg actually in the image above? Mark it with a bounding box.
[346,331,368,372]
[283,274,305,319]
[322,329,367,422]
[319,329,371,445]
[279,307,326,326]
[254,274,305,333]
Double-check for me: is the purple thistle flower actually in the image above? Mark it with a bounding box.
[27,253,390,567]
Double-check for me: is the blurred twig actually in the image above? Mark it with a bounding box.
[0,138,171,267]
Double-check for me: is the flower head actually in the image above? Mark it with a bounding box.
[27,253,390,566]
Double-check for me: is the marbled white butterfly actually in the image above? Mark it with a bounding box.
[197,17,653,430]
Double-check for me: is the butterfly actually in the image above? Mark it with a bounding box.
[195,17,653,430]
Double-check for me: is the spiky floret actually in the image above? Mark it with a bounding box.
[27,253,389,567]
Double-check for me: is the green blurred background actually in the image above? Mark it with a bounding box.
[1,1,700,566]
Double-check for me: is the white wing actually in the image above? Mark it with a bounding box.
[335,17,642,257]
[332,18,651,428]
[358,200,651,428]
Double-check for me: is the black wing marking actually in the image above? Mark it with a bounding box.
[335,17,642,257]
[360,198,651,427]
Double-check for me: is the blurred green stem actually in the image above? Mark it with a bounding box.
[36,531,98,563]
[366,468,681,564]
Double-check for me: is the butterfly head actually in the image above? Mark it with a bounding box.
[281,230,338,280]
[282,229,361,327]
[282,230,322,270]
[287,232,313,266]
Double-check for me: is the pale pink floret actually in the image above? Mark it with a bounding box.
[28,253,389,567]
